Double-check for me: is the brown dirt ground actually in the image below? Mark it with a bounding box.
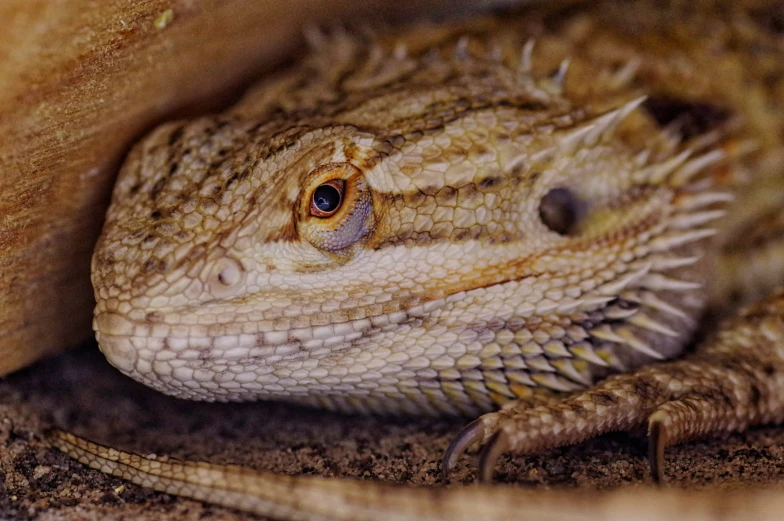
[1,343,784,521]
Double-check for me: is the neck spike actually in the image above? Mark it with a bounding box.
[557,96,647,155]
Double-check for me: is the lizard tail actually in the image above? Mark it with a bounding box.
[47,428,784,521]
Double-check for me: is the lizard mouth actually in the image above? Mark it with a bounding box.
[94,312,134,336]
[92,259,704,408]
[93,313,143,374]
[94,331,137,374]
[92,306,405,400]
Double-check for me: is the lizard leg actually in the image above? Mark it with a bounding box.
[445,290,784,483]
[442,390,570,480]
[648,392,746,483]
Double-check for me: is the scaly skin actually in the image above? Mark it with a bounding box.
[52,0,784,519]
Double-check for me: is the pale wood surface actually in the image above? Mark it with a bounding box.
[0,0,493,375]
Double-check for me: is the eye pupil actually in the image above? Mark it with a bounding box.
[314,185,340,211]
[311,182,343,217]
[539,187,584,235]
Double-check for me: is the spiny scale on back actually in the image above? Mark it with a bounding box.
[92,0,779,418]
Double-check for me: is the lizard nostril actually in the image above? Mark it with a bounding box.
[207,257,245,296]
[218,264,241,286]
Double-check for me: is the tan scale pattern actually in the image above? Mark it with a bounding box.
[57,0,784,519]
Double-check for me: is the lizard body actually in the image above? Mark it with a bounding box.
[52,0,784,519]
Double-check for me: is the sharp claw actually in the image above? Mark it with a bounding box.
[648,419,666,484]
[478,429,509,483]
[441,418,487,482]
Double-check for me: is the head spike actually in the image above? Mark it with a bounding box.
[627,313,679,337]
[616,328,665,359]
[558,96,647,154]
[303,24,327,48]
[640,273,703,292]
[725,138,761,159]
[635,149,651,167]
[650,255,702,271]
[489,41,503,62]
[393,41,408,60]
[649,228,717,251]
[557,124,596,156]
[584,95,647,146]
[552,358,592,386]
[589,324,627,344]
[668,210,726,230]
[529,146,557,164]
[555,298,585,314]
[595,262,652,296]
[531,372,582,392]
[670,149,725,186]
[603,305,640,320]
[552,58,571,89]
[455,36,469,59]
[591,325,664,359]
[645,150,692,184]
[526,356,556,373]
[675,191,735,211]
[520,39,536,72]
[569,342,610,367]
[628,290,692,322]
[576,295,616,311]
[609,57,641,90]
[688,129,725,152]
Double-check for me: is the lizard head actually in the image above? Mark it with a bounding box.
[92,39,730,414]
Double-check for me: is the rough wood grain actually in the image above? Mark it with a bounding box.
[0,0,491,376]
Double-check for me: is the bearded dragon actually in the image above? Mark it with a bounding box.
[49,0,784,519]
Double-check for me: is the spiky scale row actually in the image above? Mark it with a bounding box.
[444,288,784,483]
[441,114,745,474]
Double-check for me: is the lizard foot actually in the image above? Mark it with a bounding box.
[443,293,784,483]
[442,391,568,482]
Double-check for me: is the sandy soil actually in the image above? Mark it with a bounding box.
[2,343,784,521]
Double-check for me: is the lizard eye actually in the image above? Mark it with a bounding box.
[539,187,585,235]
[298,163,375,252]
[310,180,345,217]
